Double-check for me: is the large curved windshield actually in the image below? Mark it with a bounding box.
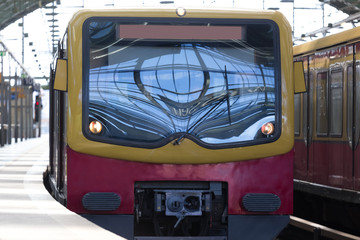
[83,18,280,148]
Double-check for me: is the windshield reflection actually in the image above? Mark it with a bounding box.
[86,22,278,148]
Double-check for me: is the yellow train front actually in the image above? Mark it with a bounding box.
[44,8,300,239]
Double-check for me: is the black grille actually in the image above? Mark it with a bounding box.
[82,192,121,211]
[242,193,281,212]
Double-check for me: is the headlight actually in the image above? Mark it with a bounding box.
[261,122,274,135]
[89,120,103,134]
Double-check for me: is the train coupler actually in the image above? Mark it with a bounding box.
[154,190,212,228]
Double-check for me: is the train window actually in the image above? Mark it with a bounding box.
[329,69,343,137]
[316,72,328,136]
[293,56,304,137]
[58,32,67,59]
[82,18,281,149]
[62,32,68,59]
[294,94,301,136]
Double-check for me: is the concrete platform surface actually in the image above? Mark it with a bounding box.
[0,135,125,240]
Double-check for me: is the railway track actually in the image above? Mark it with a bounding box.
[279,216,360,240]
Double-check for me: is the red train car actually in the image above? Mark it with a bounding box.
[44,8,304,239]
[294,27,360,234]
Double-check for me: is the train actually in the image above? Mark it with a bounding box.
[293,26,360,234]
[43,8,305,239]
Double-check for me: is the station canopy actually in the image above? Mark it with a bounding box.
[321,0,360,15]
[0,0,360,32]
[0,0,54,31]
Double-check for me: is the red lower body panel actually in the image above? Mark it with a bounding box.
[66,146,293,215]
[355,146,360,190]
[294,140,308,181]
[295,140,354,189]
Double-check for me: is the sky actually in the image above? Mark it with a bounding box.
[0,0,350,84]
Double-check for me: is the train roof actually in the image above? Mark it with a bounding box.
[293,26,360,56]
[68,8,291,29]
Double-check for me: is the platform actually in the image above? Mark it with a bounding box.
[0,135,124,240]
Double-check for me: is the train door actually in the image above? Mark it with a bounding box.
[294,56,309,181]
[49,37,68,202]
[51,85,67,196]
[311,46,353,189]
[311,49,332,186]
[354,43,360,190]
[333,45,353,189]
[345,44,355,189]
[307,54,315,182]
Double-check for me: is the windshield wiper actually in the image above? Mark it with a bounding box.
[173,93,228,146]
[224,65,232,125]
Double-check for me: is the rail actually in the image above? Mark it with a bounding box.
[289,216,360,240]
